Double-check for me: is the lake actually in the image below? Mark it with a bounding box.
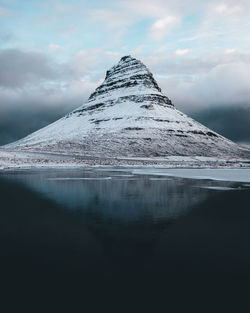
[0,168,249,311]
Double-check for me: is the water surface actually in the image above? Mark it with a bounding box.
[0,168,249,311]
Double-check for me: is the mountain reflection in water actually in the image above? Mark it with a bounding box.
[9,169,211,221]
[0,168,249,311]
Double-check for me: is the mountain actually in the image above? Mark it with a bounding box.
[3,55,248,158]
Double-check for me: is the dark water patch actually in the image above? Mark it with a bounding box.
[0,169,249,311]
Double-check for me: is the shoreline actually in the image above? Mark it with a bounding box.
[0,149,250,172]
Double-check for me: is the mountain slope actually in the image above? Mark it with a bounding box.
[3,55,248,158]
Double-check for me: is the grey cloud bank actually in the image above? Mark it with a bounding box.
[0,49,58,88]
[191,107,250,145]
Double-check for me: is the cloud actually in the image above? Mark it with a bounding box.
[212,2,243,15]
[0,47,120,89]
[190,62,250,106]
[195,0,250,48]
[89,9,134,28]
[145,50,250,75]
[0,49,59,88]
[87,0,182,41]
[120,0,165,18]
[190,106,250,144]
[175,49,190,56]
[143,50,250,113]
[224,48,237,54]
[48,43,64,52]
[0,47,123,145]
[150,15,180,40]
[0,79,96,145]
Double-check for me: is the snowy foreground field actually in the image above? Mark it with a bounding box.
[1,149,250,183]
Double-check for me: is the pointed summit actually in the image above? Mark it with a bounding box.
[88,55,169,105]
[73,55,172,118]
[3,56,247,158]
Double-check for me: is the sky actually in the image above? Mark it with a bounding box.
[0,0,250,145]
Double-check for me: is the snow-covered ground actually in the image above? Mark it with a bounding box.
[0,149,88,170]
[1,149,250,174]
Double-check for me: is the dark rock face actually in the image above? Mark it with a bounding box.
[4,55,249,159]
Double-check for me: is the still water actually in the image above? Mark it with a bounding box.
[0,168,250,311]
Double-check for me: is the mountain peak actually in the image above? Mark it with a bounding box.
[89,54,166,103]
[104,54,141,80]
[120,55,134,62]
[4,55,245,159]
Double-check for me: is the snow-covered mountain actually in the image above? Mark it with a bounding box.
[4,55,248,158]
